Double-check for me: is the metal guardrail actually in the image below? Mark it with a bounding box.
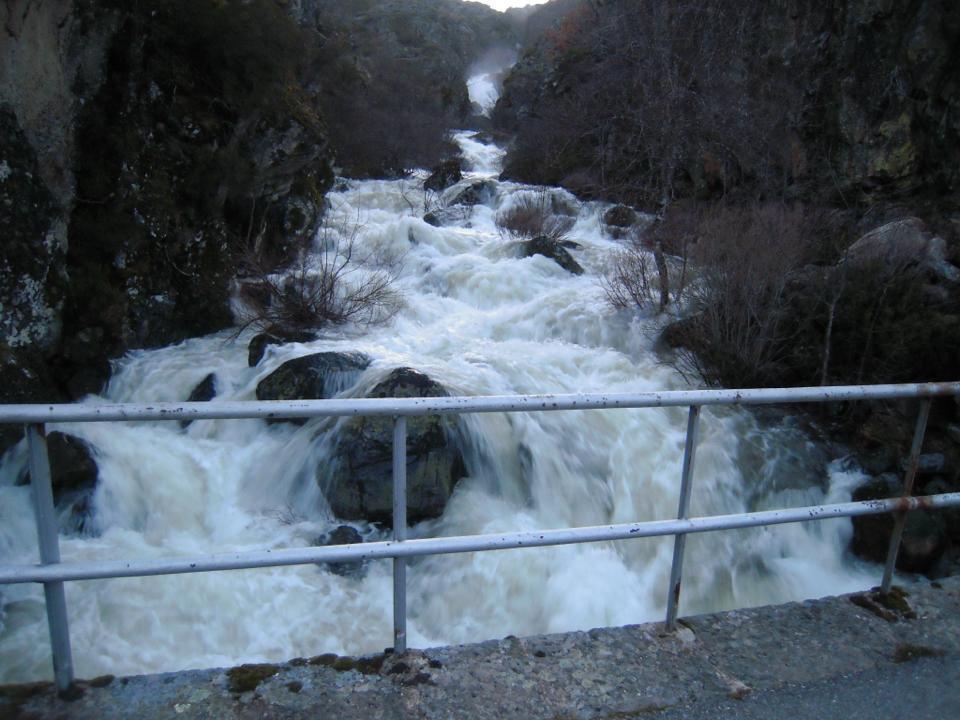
[1,381,959,693]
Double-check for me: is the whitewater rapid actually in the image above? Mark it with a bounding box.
[0,129,879,684]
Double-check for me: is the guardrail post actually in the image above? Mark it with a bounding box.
[880,399,932,594]
[665,405,701,630]
[392,416,408,653]
[26,424,75,692]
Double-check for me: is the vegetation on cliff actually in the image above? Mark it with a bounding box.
[493,0,960,573]
[308,0,515,176]
[495,0,960,209]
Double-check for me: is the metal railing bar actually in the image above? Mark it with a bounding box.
[0,382,957,425]
[392,416,408,653]
[881,399,933,593]
[3,492,958,586]
[665,405,701,630]
[26,424,75,691]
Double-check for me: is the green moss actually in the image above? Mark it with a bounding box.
[226,663,280,694]
[307,652,385,674]
[355,655,386,674]
[88,674,115,688]
[307,653,338,667]
[331,657,358,672]
[877,586,916,618]
[892,643,945,663]
[850,586,917,622]
[870,112,916,178]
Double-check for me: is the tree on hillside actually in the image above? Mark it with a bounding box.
[502,0,806,207]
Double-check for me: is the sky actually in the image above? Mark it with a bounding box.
[474,0,550,11]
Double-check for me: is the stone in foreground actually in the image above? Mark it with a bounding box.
[321,368,466,526]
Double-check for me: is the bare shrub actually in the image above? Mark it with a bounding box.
[669,203,812,387]
[602,245,657,310]
[498,1,807,206]
[237,217,402,334]
[495,189,575,242]
[603,212,689,314]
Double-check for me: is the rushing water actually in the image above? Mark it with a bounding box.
[466,49,515,116]
[0,110,880,684]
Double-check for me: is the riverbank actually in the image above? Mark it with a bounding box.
[4,576,958,719]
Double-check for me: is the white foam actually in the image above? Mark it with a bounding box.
[0,133,876,683]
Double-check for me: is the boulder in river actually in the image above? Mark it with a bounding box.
[248,330,318,367]
[423,206,470,227]
[181,373,217,428]
[448,179,497,207]
[187,374,217,403]
[321,368,466,527]
[602,204,639,240]
[256,352,371,420]
[424,159,463,192]
[315,525,366,578]
[521,236,584,275]
[603,204,637,229]
[16,431,99,534]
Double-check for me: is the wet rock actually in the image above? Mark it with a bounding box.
[521,236,584,275]
[45,432,99,504]
[602,204,640,239]
[423,207,470,227]
[181,373,216,428]
[316,525,366,578]
[448,180,497,207]
[256,352,371,421]
[248,330,317,367]
[14,431,100,534]
[321,368,466,526]
[850,475,948,574]
[424,159,462,192]
[603,204,637,228]
[187,374,217,403]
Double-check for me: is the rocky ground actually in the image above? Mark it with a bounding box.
[3,577,959,719]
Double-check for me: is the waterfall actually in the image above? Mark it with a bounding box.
[0,83,878,684]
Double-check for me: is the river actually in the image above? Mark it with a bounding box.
[0,84,879,683]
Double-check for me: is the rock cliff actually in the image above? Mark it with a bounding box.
[494,0,960,210]
[0,0,511,453]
